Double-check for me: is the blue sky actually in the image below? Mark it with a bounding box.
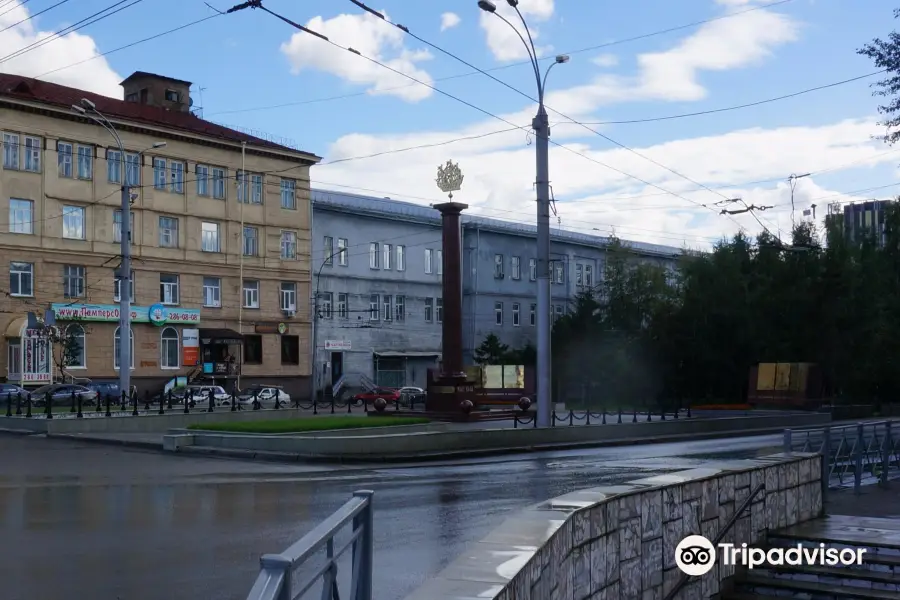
[2,0,898,247]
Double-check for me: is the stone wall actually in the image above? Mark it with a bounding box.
[493,453,822,600]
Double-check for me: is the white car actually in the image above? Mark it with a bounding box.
[184,385,232,406]
[238,386,291,409]
[398,386,426,406]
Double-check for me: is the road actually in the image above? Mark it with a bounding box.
[0,433,785,600]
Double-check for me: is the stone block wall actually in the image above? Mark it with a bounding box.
[494,453,823,600]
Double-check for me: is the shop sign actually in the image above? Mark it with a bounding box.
[51,303,201,325]
[182,329,199,366]
[21,332,51,384]
[325,340,351,351]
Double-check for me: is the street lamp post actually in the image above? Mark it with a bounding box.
[72,100,165,399]
[477,0,568,428]
[311,248,347,403]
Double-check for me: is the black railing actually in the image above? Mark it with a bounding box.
[513,405,693,428]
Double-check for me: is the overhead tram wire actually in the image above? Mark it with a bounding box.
[0,0,144,66]
[209,0,796,117]
[225,1,751,235]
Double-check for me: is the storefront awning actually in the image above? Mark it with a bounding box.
[4,316,26,339]
[199,328,243,345]
[373,351,441,358]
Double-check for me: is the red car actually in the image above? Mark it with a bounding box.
[351,387,400,406]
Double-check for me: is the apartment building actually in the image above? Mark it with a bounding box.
[310,190,681,392]
[0,72,320,395]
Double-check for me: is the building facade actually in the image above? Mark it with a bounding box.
[310,190,681,392]
[0,72,320,395]
[825,199,893,248]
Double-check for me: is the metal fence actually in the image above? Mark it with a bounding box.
[783,419,900,495]
[246,490,374,600]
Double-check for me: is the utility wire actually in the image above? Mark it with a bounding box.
[0,0,30,17]
[0,0,71,35]
[210,0,796,117]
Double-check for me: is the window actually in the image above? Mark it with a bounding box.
[211,167,226,199]
[395,296,405,321]
[554,305,564,319]
[236,171,248,202]
[529,258,537,281]
[281,231,297,259]
[165,89,180,102]
[369,294,379,321]
[62,205,85,239]
[530,303,536,326]
[512,302,520,327]
[324,236,334,266]
[159,216,178,248]
[243,226,258,256]
[494,254,504,278]
[397,245,405,271]
[281,282,297,312]
[437,250,443,275]
[169,161,184,193]
[281,178,296,209]
[576,264,583,286]
[196,164,209,196]
[113,327,134,370]
[24,136,40,172]
[8,199,33,234]
[203,277,221,307]
[585,265,594,287]
[383,244,392,270]
[160,327,179,369]
[107,149,124,183]
[424,298,433,323]
[243,280,259,308]
[76,145,92,180]
[201,222,220,252]
[318,291,332,318]
[3,132,19,169]
[125,92,138,102]
[239,172,263,204]
[369,242,379,269]
[114,270,135,302]
[244,335,263,364]
[63,265,85,298]
[125,152,140,186]
[153,158,166,190]
[281,335,300,365]
[9,262,33,296]
[251,174,263,204]
[436,297,443,324]
[160,274,180,305]
[494,301,503,325]
[57,141,73,178]
[511,256,521,280]
[382,295,392,321]
[338,238,348,266]
[113,210,134,244]
[65,324,85,369]
[554,261,565,284]
[337,293,348,319]
[425,248,433,274]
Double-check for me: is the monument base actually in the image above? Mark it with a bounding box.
[426,374,477,414]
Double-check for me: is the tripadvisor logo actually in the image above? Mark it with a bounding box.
[675,535,867,576]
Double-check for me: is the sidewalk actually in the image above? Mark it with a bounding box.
[826,481,900,518]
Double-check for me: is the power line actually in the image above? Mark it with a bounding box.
[208,0,796,117]
[0,0,71,35]
[0,0,31,18]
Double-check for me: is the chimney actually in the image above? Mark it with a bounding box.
[120,71,193,113]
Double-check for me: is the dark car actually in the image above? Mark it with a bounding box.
[85,381,122,401]
[0,383,28,403]
[351,387,401,406]
[30,384,98,407]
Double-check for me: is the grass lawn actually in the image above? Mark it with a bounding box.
[187,415,431,434]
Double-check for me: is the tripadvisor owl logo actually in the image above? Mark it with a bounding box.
[675,535,716,576]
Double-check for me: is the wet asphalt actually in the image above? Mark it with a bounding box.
[0,433,785,600]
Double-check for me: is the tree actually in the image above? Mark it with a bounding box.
[473,333,510,365]
[51,322,85,381]
[506,341,536,366]
[858,9,900,144]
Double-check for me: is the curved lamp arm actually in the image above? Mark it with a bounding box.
[510,4,543,96]
[493,11,541,95]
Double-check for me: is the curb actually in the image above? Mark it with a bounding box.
[45,433,163,451]
[0,427,43,436]
[176,422,796,465]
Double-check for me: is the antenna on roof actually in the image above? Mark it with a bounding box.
[191,86,207,118]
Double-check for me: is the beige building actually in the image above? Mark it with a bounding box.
[0,71,321,396]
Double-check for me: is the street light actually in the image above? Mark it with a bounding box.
[311,247,348,403]
[71,99,165,400]
[478,0,567,428]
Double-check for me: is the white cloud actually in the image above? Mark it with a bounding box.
[280,11,434,102]
[0,1,122,97]
[592,54,618,68]
[440,12,461,32]
[315,117,896,250]
[479,0,555,61]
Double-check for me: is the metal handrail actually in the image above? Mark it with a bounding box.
[246,490,374,600]
[663,483,765,600]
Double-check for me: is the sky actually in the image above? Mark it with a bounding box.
[0,0,897,250]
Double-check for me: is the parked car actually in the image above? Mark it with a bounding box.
[0,383,28,402]
[237,385,290,409]
[351,387,401,406]
[30,384,98,407]
[85,381,121,401]
[398,386,426,406]
[183,385,232,407]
